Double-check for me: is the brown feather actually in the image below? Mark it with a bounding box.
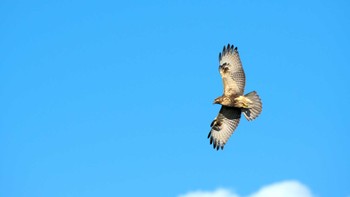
[208,106,241,150]
[219,45,246,97]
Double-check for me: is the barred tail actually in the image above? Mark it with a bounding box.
[242,91,262,121]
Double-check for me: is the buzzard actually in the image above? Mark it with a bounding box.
[208,44,262,150]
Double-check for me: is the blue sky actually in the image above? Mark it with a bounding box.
[1,0,350,196]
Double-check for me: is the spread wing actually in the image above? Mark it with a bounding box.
[219,44,246,96]
[208,106,241,150]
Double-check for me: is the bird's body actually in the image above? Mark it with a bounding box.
[208,44,262,150]
[214,95,252,108]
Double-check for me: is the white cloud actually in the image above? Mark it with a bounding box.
[178,180,314,197]
[248,180,313,197]
[178,188,239,197]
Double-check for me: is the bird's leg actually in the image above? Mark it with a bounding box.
[234,96,252,108]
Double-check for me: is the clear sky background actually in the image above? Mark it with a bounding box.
[1,0,350,197]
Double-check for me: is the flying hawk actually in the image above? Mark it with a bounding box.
[208,44,262,150]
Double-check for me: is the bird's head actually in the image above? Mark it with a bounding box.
[213,97,223,104]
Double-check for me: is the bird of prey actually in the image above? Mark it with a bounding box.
[208,44,262,150]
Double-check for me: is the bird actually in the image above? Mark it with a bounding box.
[208,44,262,150]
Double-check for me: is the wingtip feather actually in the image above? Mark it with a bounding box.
[220,43,239,60]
